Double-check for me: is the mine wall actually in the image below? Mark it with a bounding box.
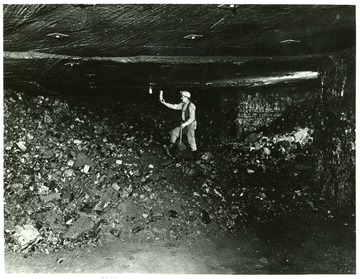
[216,47,355,208]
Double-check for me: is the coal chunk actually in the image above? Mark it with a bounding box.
[168,210,178,218]
[200,210,211,224]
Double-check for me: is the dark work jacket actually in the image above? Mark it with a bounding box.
[182,101,196,122]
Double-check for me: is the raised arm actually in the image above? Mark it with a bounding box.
[160,91,182,110]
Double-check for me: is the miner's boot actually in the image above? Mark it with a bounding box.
[164,143,176,158]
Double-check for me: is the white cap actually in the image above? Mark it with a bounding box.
[181,91,191,98]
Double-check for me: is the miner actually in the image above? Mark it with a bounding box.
[160,90,198,161]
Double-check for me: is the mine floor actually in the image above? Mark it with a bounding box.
[5,214,355,274]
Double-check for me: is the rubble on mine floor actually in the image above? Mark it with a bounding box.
[3,89,355,253]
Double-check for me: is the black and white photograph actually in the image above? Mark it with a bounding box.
[2,1,357,275]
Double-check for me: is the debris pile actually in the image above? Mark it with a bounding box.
[3,90,221,253]
[200,97,355,225]
[3,89,355,254]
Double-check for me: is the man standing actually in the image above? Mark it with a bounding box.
[160,90,198,161]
